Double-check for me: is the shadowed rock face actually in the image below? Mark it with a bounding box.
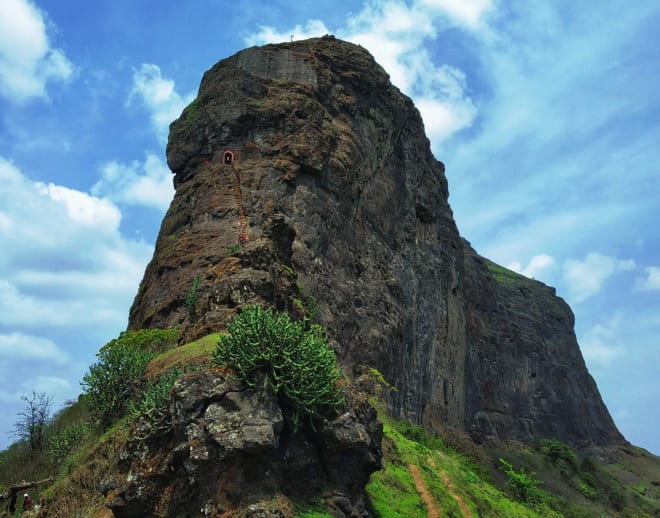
[462,244,625,449]
[128,36,625,449]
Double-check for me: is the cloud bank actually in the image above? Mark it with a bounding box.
[93,153,174,211]
[0,0,74,103]
[0,156,153,414]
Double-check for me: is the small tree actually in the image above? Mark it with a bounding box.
[499,458,544,505]
[13,391,53,451]
[213,305,345,430]
[81,329,178,427]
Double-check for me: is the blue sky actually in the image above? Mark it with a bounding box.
[0,0,658,454]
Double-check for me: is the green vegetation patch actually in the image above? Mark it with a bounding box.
[225,243,242,256]
[367,409,559,518]
[212,305,344,430]
[129,366,187,440]
[184,275,202,321]
[184,98,198,125]
[486,260,530,286]
[80,329,178,427]
[145,332,219,378]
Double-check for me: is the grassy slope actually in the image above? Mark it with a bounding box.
[367,408,660,517]
[367,411,558,518]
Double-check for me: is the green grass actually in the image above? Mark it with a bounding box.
[145,332,220,378]
[367,437,426,517]
[225,243,242,256]
[486,260,530,286]
[367,409,564,518]
[280,263,296,277]
[184,99,198,125]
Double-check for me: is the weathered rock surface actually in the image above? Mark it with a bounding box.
[462,243,625,448]
[108,369,382,517]
[128,36,625,450]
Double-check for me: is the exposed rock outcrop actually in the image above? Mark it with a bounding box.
[128,36,625,451]
[107,369,381,517]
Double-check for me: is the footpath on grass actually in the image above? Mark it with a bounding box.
[408,456,475,518]
[408,462,442,518]
[429,456,473,518]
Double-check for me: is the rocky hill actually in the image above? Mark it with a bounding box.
[129,36,623,452]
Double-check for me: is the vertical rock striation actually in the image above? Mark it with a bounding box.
[128,36,624,449]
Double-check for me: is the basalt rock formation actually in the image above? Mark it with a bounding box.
[128,36,625,451]
[107,371,381,517]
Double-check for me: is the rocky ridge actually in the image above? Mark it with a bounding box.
[128,36,625,452]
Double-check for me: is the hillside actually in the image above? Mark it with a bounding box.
[1,336,658,516]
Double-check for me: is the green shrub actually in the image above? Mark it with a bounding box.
[81,329,178,427]
[538,439,578,474]
[128,366,185,440]
[576,479,597,499]
[225,244,241,256]
[392,420,443,450]
[184,276,202,320]
[499,458,544,505]
[212,305,344,430]
[47,421,89,469]
[184,99,198,125]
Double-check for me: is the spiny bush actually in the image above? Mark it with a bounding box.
[212,305,345,430]
[128,366,186,440]
[81,329,178,427]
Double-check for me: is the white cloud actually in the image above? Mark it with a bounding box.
[0,0,74,103]
[417,0,493,28]
[128,64,195,141]
[563,253,635,303]
[245,0,481,148]
[93,153,174,211]
[0,155,155,445]
[415,66,477,142]
[0,333,77,419]
[37,183,121,227]
[579,315,625,368]
[0,332,69,365]
[342,1,479,145]
[245,19,330,46]
[28,375,73,395]
[634,266,660,292]
[0,156,153,329]
[508,254,554,279]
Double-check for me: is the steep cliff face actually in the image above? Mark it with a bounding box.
[128,36,624,449]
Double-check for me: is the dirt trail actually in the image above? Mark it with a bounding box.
[428,456,474,518]
[408,462,442,518]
